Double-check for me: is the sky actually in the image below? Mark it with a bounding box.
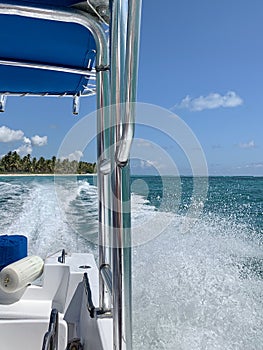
[0,0,262,175]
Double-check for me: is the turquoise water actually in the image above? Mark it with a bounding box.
[0,175,262,349]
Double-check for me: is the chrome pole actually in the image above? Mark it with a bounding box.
[110,0,141,349]
[110,0,129,349]
[96,38,112,313]
[116,0,142,166]
[117,2,142,349]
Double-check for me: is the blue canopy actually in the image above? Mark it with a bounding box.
[0,1,97,95]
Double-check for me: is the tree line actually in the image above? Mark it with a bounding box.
[0,151,96,174]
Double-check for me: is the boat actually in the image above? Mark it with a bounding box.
[0,0,141,349]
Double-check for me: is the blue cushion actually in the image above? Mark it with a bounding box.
[0,235,27,270]
[0,6,96,95]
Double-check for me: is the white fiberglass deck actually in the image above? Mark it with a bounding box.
[0,253,113,350]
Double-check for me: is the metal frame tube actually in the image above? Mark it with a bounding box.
[110,1,141,349]
[110,1,142,349]
[116,0,142,166]
[0,2,108,63]
[0,58,96,77]
[119,4,141,350]
[1,90,96,97]
[110,1,128,349]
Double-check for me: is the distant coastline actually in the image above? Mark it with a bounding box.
[0,173,96,177]
[0,151,96,175]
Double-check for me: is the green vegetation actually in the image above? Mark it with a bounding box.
[0,151,96,174]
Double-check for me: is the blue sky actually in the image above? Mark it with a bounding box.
[0,0,262,175]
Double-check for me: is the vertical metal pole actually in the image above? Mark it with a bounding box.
[121,3,142,349]
[96,30,112,312]
[110,0,142,349]
[110,0,129,349]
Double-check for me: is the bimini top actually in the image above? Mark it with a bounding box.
[0,0,109,103]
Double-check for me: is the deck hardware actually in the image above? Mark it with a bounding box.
[95,64,110,72]
[0,95,6,112]
[4,275,9,287]
[83,272,95,318]
[58,249,66,263]
[78,265,91,269]
[66,338,83,350]
[73,94,81,115]
[95,307,112,319]
[83,272,112,318]
[42,308,59,350]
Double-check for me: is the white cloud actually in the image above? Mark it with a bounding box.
[61,150,83,162]
[31,135,48,147]
[176,91,243,111]
[14,137,32,156]
[140,160,155,168]
[239,140,255,149]
[23,137,31,144]
[136,139,153,148]
[234,162,263,175]
[244,162,263,168]
[0,126,24,142]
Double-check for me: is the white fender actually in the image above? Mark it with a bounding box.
[0,256,44,293]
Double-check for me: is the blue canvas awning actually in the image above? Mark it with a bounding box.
[0,1,100,96]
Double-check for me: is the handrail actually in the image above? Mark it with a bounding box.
[116,0,142,166]
[42,309,59,350]
[83,272,96,318]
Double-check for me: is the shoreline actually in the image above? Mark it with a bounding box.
[0,173,96,177]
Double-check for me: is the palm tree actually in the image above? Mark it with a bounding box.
[0,152,96,174]
[36,156,46,173]
[22,154,32,173]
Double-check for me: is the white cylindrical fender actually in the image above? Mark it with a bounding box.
[0,256,44,293]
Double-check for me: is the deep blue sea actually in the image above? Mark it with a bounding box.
[0,175,262,349]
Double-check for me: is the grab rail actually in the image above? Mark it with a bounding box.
[115,0,142,166]
[83,272,96,318]
[42,309,59,350]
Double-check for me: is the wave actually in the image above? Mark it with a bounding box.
[1,178,98,258]
[0,177,262,349]
[132,210,263,350]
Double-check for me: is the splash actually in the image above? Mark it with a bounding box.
[132,212,263,350]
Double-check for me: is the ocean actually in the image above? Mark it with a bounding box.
[0,175,262,349]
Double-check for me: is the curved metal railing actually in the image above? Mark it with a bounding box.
[42,309,59,350]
